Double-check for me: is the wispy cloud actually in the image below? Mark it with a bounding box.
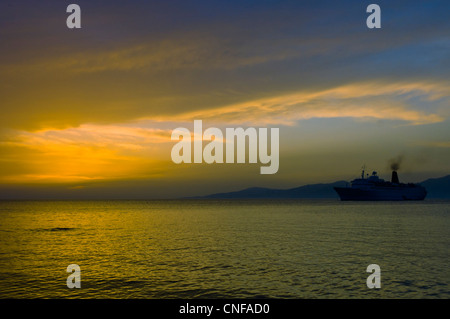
[0,34,301,75]
[157,80,448,126]
[4,124,172,150]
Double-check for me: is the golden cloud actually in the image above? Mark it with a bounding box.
[156,80,448,126]
[0,124,174,184]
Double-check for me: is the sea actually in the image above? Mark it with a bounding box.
[0,199,449,299]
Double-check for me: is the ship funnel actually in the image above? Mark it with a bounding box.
[391,171,400,184]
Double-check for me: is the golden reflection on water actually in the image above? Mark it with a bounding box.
[0,200,449,298]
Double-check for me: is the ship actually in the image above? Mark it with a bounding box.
[334,168,427,201]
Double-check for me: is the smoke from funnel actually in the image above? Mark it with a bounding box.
[389,155,404,171]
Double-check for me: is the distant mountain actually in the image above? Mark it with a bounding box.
[419,175,450,199]
[195,175,450,199]
[196,181,348,199]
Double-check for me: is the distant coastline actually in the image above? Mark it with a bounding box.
[191,175,450,200]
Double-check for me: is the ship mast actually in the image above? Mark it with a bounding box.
[361,164,366,179]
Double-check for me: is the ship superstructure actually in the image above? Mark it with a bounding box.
[334,168,427,201]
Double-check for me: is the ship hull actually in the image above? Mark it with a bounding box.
[334,186,427,201]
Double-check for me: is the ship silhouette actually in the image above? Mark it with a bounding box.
[334,168,427,201]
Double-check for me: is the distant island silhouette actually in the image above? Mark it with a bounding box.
[192,175,450,199]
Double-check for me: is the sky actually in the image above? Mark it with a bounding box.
[0,0,449,199]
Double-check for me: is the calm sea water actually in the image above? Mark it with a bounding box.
[0,200,449,299]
